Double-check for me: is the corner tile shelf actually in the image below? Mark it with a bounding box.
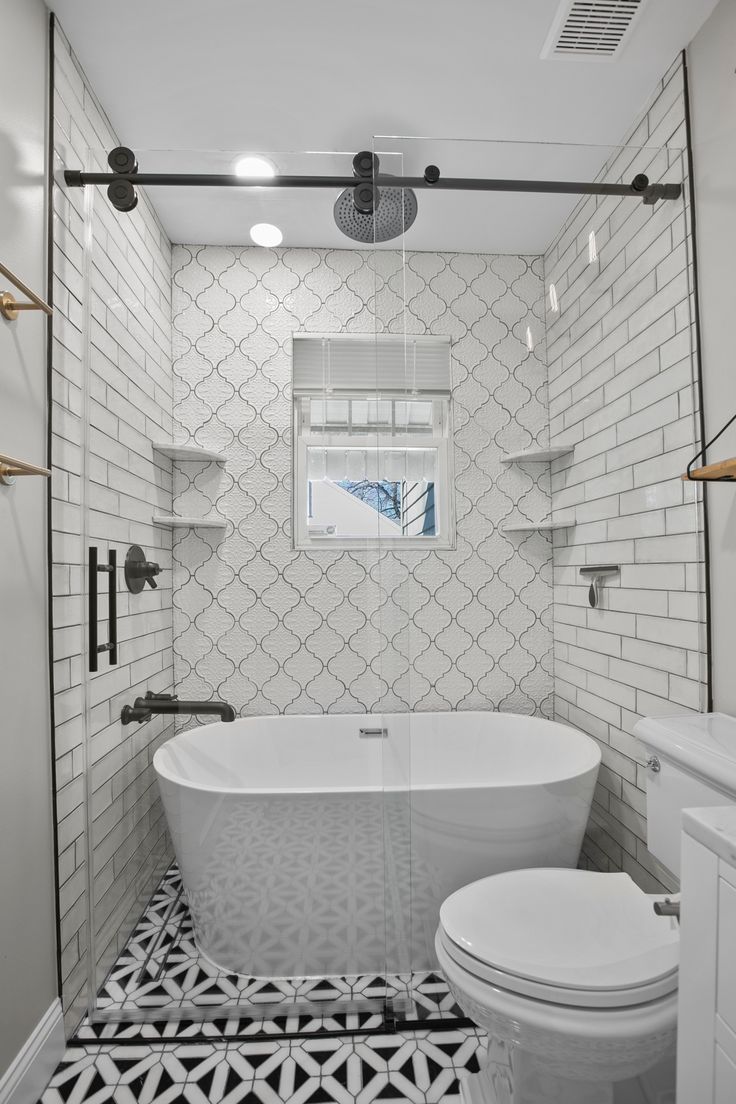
[501,445,572,464]
[153,515,227,529]
[500,517,574,533]
[152,442,227,463]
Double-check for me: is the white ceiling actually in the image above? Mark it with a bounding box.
[50,0,718,252]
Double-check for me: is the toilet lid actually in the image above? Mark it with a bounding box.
[440,869,679,994]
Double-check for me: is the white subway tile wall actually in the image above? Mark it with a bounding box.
[52,24,174,1028]
[545,56,707,893]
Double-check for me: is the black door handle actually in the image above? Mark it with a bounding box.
[89,546,118,672]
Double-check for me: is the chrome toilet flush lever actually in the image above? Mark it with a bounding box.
[579,565,620,609]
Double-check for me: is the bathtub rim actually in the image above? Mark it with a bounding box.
[153,711,601,798]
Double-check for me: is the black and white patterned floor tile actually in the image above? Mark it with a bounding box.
[87,864,463,1036]
[42,1029,485,1104]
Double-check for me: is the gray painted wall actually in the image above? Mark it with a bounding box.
[0,0,59,1079]
[688,0,736,718]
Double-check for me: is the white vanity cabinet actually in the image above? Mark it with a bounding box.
[678,806,736,1103]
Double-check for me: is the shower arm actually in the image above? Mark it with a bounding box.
[64,163,681,208]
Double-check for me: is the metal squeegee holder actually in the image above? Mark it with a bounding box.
[579,565,620,609]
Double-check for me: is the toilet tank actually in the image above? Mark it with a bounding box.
[634,712,736,877]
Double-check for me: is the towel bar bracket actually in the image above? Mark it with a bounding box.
[0,261,52,321]
[0,292,21,321]
[0,451,52,485]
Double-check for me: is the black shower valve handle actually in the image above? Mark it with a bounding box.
[124,545,161,593]
[131,558,161,587]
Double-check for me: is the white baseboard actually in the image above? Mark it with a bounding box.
[0,1000,65,1104]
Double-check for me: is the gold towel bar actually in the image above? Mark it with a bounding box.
[0,261,52,321]
[0,451,52,485]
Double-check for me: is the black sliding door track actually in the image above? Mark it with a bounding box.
[64,166,681,206]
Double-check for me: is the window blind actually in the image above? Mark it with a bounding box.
[292,333,451,395]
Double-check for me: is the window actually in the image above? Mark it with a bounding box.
[292,335,455,550]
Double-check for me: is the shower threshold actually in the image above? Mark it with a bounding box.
[77,864,468,1044]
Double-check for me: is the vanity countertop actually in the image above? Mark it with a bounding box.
[682,804,736,866]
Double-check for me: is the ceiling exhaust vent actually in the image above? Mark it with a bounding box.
[541,0,645,60]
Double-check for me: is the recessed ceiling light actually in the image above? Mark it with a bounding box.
[250,222,283,248]
[235,155,276,179]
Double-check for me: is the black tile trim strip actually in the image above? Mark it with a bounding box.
[70,1013,476,1047]
[397,1016,475,1032]
[91,996,400,1023]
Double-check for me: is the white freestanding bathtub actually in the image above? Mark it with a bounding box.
[154,711,600,979]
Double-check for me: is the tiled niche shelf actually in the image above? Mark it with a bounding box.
[500,444,573,464]
[153,515,227,530]
[500,516,574,534]
[152,442,227,463]
[152,443,228,530]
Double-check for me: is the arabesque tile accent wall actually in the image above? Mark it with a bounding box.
[52,24,174,1028]
[545,56,707,892]
[170,248,556,717]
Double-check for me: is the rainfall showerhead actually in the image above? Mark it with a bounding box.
[333,151,417,243]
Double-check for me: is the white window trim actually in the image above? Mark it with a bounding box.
[292,402,456,553]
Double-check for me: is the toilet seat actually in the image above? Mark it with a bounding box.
[439,868,679,1009]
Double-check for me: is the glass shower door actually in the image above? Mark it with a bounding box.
[370,130,706,1030]
[68,145,406,1030]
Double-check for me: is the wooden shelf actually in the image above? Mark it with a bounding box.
[153,515,227,530]
[152,443,227,463]
[500,518,573,533]
[501,446,572,464]
[682,458,736,482]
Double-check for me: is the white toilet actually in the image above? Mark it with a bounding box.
[436,713,736,1104]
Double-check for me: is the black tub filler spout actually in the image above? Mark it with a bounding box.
[121,691,236,725]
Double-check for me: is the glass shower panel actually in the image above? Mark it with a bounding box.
[73,147,399,1026]
[371,132,706,1020]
